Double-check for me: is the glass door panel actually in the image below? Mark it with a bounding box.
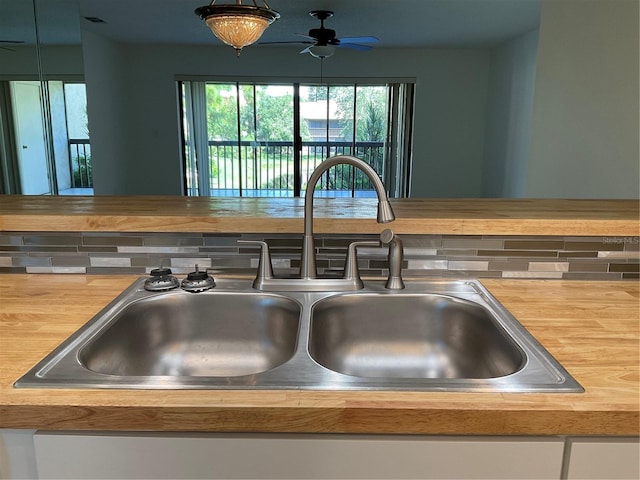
[206,83,239,195]
[326,85,355,196]
[10,81,50,195]
[299,85,328,193]
[63,83,92,194]
[250,84,294,196]
[354,85,388,196]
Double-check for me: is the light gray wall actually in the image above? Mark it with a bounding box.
[81,30,128,195]
[0,45,83,79]
[482,29,539,197]
[410,49,490,197]
[81,41,492,196]
[526,0,639,198]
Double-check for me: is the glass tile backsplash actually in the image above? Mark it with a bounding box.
[0,232,638,280]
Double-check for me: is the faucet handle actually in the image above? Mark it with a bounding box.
[238,240,273,288]
[380,228,396,245]
[344,240,380,287]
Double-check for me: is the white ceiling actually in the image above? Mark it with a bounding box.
[2,0,541,48]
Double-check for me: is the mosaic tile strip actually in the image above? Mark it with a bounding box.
[0,231,638,280]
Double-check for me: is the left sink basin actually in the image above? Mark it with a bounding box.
[79,293,301,377]
[14,278,304,388]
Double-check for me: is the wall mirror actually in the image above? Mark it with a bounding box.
[0,0,637,199]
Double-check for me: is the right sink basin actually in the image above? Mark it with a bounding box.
[309,294,524,380]
[305,280,583,392]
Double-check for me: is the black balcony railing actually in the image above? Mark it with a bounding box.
[68,139,92,188]
[187,140,385,197]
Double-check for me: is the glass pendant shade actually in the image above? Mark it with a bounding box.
[196,1,279,56]
[205,15,269,51]
[308,45,335,59]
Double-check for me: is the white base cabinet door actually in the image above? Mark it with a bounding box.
[34,433,564,479]
[565,438,640,479]
[0,429,38,480]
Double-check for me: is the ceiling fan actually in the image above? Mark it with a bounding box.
[268,10,379,58]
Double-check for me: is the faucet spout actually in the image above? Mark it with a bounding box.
[301,155,395,279]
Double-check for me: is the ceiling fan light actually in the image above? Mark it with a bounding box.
[195,1,280,56]
[309,45,335,59]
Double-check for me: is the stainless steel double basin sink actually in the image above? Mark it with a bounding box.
[15,278,583,392]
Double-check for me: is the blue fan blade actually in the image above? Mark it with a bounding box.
[336,43,373,51]
[337,36,379,44]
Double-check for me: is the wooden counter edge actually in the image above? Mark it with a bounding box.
[0,404,638,436]
[1,215,637,236]
[1,198,638,236]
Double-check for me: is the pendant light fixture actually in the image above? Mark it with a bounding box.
[195,0,280,57]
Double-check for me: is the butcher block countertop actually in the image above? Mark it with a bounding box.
[0,196,637,235]
[0,274,637,436]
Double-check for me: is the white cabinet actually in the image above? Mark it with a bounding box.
[0,429,38,479]
[4,430,635,479]
[34,433,564,479]
[565,438,640,479]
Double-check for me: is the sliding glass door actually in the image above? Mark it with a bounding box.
[0,80,91,195]
[181,80,413,198]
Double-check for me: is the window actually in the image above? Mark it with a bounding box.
[180,80,414,198]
